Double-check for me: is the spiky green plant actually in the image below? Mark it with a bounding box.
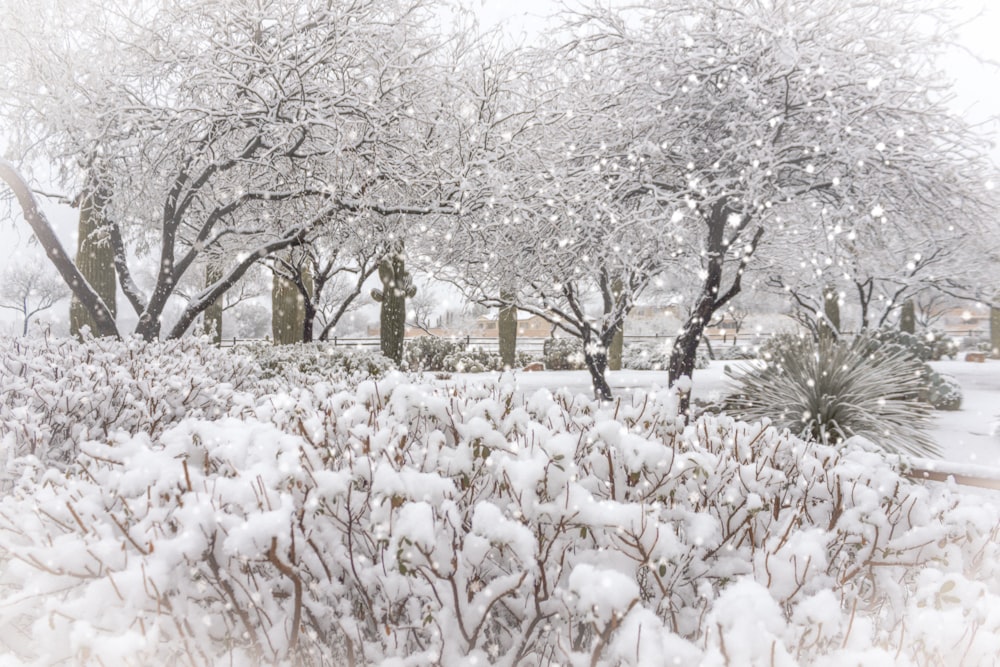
[725,333,939,457]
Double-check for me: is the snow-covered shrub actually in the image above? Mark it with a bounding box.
[872,327,958,361]
[623,342,708,370]
[406,337,534,372]
[714,344,759,360]
[248,341,395,385]
[441,346,534,373]
[0,334,259,469]
[3,377,999,666]
[860,330,964,410]
[403,335,463,371]
[923,368,963,411]
[726,332,938,456]
[543,336,585,370]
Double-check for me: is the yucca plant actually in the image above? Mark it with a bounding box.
[725,333,939,457]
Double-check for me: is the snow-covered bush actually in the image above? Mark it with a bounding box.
[622,341,670,370]
[543,337,585,370]
[872,327,958,361]
[725,332,939,456]
[714,344,759,360]
[247,341,396,385]
[403,335,464,371]
[623,341,709,370]
[2,375,998,665]
[441,347,533,373]
[0,334,259,470]
[406,337,533,372]
[861,330,964,410]
[923,368,963,411]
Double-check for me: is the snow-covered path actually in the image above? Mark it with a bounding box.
[443,359,1000,467]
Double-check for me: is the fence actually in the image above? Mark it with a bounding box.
[219,327,988,354]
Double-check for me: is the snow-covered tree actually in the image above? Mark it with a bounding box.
[432,36,677,400]
[0,261,69,335]
[0,0,465,341]
[554,0,998,412]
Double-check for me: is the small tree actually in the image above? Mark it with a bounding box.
[0,260,70,335]
[563,0,997,413]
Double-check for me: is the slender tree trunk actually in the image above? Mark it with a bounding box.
[900,299,916,334]
[300,260,315,343]
[202,263,223,344]
[70,186,117,337]
[818,284,840,341]
[606,278,624,371]
[498,290,517,369]
[583,328,614,401]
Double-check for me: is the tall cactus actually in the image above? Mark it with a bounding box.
[991,299,999,358]
[498,290,517,369]
[271,250,313,345]
[70,185,117,337]
[899,299,916,334]
[371,250,415,364]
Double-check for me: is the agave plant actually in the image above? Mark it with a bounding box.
[725,333,939,457]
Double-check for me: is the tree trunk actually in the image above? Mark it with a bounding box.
[583,328,614,401]
[668,322,704,416]
[202,263,223,344]
[70,186,117,337]
[0,160,118,338]
[300,260,315,343]
[498,290,517,369]
[606,278,624,371]
[818,284,840,341]
[900,299,916,334]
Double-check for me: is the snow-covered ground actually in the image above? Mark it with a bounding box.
[442,359,1000,468]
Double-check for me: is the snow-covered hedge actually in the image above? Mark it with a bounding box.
[2,366,998,666]
[246,341,396,386]
[0,335,259,471]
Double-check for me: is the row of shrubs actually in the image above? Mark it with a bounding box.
[1,334,998,665]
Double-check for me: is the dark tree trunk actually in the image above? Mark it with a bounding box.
[583,327,614,402]
[606,278,624,371]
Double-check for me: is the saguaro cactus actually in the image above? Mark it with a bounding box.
[991,299,999,358]
[900,300,916,334]
[498,290,517,369]
[70,186,117,337]
[371,251,415,364]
